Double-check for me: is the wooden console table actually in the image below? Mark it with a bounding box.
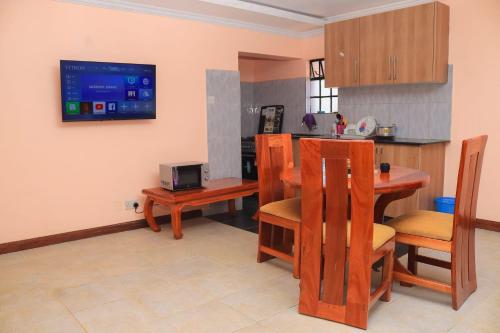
[142,178,258,239]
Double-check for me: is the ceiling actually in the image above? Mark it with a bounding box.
[65,0,432,37]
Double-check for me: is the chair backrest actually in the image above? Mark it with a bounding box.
[453,135,488,235]
[451,135,487,299]
[255,134,294,207]
[299,138,375,326]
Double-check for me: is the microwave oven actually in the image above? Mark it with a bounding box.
[159,162,209,191]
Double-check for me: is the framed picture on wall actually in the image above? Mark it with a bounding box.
[258,105,284,134]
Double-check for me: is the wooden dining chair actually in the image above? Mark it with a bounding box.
[388,135,488,310]
[255,134,301,278]
[298,139,396,330]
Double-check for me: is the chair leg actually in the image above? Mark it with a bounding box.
[401,245,417,287]
[257,220,274,263]
[451,245,477,310]
[292,224,301,279]
[381,248,394,302]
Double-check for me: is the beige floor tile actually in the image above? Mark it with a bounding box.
[447,289,500,333]
[0,251,28,268]
[155,300,254,333]
[234,323,277,333]
[135,282,218,317]
[187,267,268,298]
[0,313,85,333]
[229,260,292,284]
[220,274,299,321]
[368,290,462,333]
[0,262,44,296]
[259,309,363,333]
[55,279,125,312]
[1,217,499,333]
[155,255,225,280]
[0,289,69,330]
[109,269,176,297]
[74,298,159,333]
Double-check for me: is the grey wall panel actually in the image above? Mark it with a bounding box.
[240,65,453,140]
[206,70,242,213]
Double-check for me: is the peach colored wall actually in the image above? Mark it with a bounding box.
[238,58,307,82]
[439,0,500,222]
[238,59,256,82]
[301,0,500,222]
[0,0,306,243]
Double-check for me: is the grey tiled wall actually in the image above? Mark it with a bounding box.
[240,65,453,140]
[240,82,259,138]
[240,78,308,137]
[206,69,242,213]
[340,66,453,139]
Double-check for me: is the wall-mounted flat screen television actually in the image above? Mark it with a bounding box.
[60,60,156,122]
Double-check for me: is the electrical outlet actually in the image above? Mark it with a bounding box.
[125,200,139,210]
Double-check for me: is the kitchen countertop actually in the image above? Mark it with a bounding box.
[291,133,449,145]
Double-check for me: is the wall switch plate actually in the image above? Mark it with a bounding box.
[125,200,139,210]
[207,96,216,104]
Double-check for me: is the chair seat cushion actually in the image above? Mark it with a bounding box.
[260,197,301,222]
[323,222,395,250]
[387,210,453,241]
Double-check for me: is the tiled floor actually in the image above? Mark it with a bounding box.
[1,217,499,333]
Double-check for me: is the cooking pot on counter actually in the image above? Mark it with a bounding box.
[376,124,397,138]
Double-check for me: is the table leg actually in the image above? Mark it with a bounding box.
[283,229,294,254]
[228,199,236,215]
[171,205,183,239]
[144,197,161,232]
[401,245,418,287]
[374,190,416,224]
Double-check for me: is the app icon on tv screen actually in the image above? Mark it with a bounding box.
[60,60,156,122]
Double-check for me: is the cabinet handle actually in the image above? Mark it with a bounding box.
[388,56,393,81]
[353,59,359,83]
[393,56,397,81]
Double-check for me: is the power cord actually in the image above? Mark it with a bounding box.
[133,202,144,214]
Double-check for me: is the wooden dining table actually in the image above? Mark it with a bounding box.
[280,165,430,223]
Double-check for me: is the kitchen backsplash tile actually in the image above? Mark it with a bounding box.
[240,65,452,140]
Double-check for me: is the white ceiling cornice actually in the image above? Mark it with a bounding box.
[61,0,303,37]
[326,0,433,23]
[199,0,326,26]
[61,0,435,39]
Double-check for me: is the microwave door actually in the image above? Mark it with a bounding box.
[175,165,201,190]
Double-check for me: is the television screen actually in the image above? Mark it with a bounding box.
[60,60,156,122]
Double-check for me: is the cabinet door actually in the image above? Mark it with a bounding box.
[325,19,360,88]
[393,3,435,84]
[359,11,394,86]
[377,144,421,217]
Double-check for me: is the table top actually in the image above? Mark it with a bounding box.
[281,165,430,194]
[143,178,258,203]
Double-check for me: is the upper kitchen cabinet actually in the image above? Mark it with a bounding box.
[359,10,395,86]
[324,18,360,88]
[392,2,449,84]
[325,1,449,87]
